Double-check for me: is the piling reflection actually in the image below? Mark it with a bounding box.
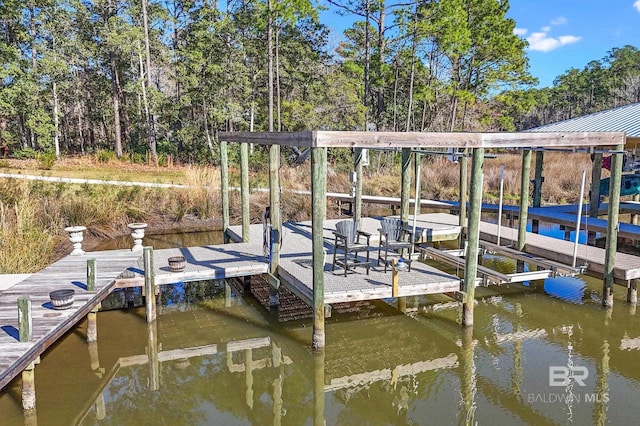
[4,273,640,425]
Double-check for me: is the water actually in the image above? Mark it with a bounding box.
[2,228,640,425]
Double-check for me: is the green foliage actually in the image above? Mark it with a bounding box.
[13,147,38,160]
[95,150,117,163]
[36,151,56,170]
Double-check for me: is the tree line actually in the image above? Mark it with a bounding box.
[1,0,639,165]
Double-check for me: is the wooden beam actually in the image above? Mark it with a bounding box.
[18,296,32,343]
[219,131,625,149]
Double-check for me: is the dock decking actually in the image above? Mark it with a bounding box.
[427,212,640,282]
[1,215,462,391]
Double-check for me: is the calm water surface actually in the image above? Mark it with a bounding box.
[1,226,640,425]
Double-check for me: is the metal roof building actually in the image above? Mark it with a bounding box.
[527,102,640,147]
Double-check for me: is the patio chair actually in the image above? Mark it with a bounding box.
[331,220,371,276]
[377,218,414,272]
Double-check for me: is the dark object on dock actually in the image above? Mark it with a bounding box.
[168,256,186,272]
[49,289,75,310]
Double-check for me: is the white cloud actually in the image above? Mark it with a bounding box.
[551,16,567,26]
[541,25,551,32]
[527,31,582,52]
[634,1,640,13]
[514,27,528,36]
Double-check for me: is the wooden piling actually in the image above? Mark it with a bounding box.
[311,147,327,351]
[143,246,156,322]
[220,138,230,243]
[313,350,326,426]
[241,141,250,242]
[517,149,532,252]
[354,148,363,227]
[533,151,544,208]
[462,148,484,327]
[400,148,411,224]
[244,348,254,409]
[18,297,36,411]
[18,296,32,342]
[269,145,281,273]
[148,320,159,391]
[87,310,98,342]
[603,145,624,307]
[590,153,603,218]
[21,368,36,412]
[87,258,96,291]
[459,149,468,236]
[392,258,399,297]
[628,279,637,305]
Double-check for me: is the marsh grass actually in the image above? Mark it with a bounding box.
[0,152,600,273]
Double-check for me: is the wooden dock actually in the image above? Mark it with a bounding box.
[228,217,462,305]
[447,201,640,242]
[427,212,640,283]
[0,249,141,390]
[1,216,462,393]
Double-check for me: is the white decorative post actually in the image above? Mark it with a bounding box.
[65,226,87,256]
[127,223,148,252]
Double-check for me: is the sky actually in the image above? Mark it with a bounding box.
[320,0,640,88]
[508,0,640,87]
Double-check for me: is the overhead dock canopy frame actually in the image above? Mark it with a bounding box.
[218,130,628,349]
[218,131,626,149]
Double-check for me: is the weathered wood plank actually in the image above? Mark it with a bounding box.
[220,130,625,149]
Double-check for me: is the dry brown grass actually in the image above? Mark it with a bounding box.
[0,151,602,273]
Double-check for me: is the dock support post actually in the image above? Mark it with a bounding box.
[220,138,230,243]
[628,279,638,305]
[313,350,326,426]
[459,149,468,240]
[18,296,32,343]
[148,320,159,391]
[269,144,281,307]
[311,147,327,351]
[517,150,532,272]
[603,144,623,307]
[400,148,411,225]
[590,153,603,218]
[244,348,254,409]
[532,151,544,208]
[87,258,96,291]
[241,141,250,242]
[87,309,98,342]
[354,148,363,228]
[18,296,36,412]
[460,326,476,423]
[462,148,484,327]
[143,246,156,322]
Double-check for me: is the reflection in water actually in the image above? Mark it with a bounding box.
[3,229,640,425]
[544,276,587,303]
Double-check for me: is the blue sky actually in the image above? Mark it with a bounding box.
[320,1,640,88]
[508,0,640,87]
